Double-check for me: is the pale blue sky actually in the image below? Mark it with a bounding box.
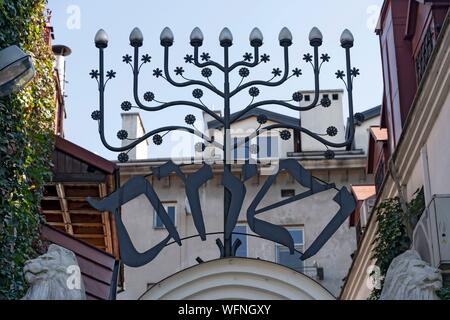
[47,0,384,160]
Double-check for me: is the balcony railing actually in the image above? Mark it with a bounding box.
[415,25,436,84]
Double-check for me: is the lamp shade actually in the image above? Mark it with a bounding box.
[160,27,174,46]
[0,45,35,97]
[190,27,204,46]
[219,28,233,47]
[278,27,293,46]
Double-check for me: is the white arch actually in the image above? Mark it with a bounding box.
[140,258,335,300]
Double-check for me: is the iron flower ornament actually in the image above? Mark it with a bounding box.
[152,134,163,145]
[326,126,338,137]
[280,130,291,141]
[121,101,132,111]
[201,68,212,78]
[117,130,128,140]
[249,87,260,97]
[185,114,196,125]
[91,110,101,120]
[257,114,268,124]
[239,67,250,78]
[192,88,203,99]
[292,91,303,102]
[118,152,129,163]
[321,96,331,108]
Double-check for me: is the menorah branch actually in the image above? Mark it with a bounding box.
[164,47,225,97]
[193,46,225,71]
[229,46,289,98]
[229,46,259,72]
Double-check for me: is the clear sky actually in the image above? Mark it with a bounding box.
[47,0,384,160]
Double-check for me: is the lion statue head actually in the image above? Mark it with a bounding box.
[22,244,86,300]
[380,249,442,300]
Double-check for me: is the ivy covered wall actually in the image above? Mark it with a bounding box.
[0,0,55,299]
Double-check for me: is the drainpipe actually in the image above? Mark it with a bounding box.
[388,158,413,240]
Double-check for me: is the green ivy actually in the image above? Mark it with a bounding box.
[437,287,450,300]
[368,189,425,300]
[0,0,55,299]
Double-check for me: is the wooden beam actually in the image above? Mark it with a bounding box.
[47,222,66,227]
[107,174,120,259]
[74,234,106,239]
[56,183,73,235]
[42,196,60,201]
[42,210,63,214]
[50,222,103,227]
[67,210,102,215]
[99,183,113,254]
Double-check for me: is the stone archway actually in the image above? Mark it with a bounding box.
[140,258,335,300]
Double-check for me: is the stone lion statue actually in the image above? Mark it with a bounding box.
[22,244,86,300]
[380,249,442,300]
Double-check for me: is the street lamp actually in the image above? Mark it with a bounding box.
[88,26,359,265]
[0,45,35,97]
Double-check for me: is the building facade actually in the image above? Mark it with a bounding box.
[116,89,379,299]
[341,0,450,300]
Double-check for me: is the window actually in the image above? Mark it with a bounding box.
[232,225,247,257]
[332,93,339,100]
[276,228,304,272]
[323,94,329,99]
[281,189,295,197]
[304,94,310,102]
[257,136,278,158]
[233,137,249,160]
[154,203,176,229]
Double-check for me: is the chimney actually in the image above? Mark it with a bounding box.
[121,112,148,160]
[203,110,222,136]
[52,44,71,137]
[52,45,71,99]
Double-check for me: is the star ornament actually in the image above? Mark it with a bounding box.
[89,69,100,79]
[106,70,116,79]
[153,68,163,78]
[122,54,132,64]
[141,54,151,63]
[200,52,211,61]
[292,68,302,77]
[174,67,185,76]
[320,53,330,62]
[272,68,282,77]
[335,70,345,79]
[260,54,270,63]
[303,53,313,63]
[243,52,253,62]
[184,54,194,64]
[350,67,360,77]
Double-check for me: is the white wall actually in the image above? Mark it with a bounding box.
[354,116,380,154]
[121,113,148,160]
[300,90,345,151]
[423,91,450,198]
